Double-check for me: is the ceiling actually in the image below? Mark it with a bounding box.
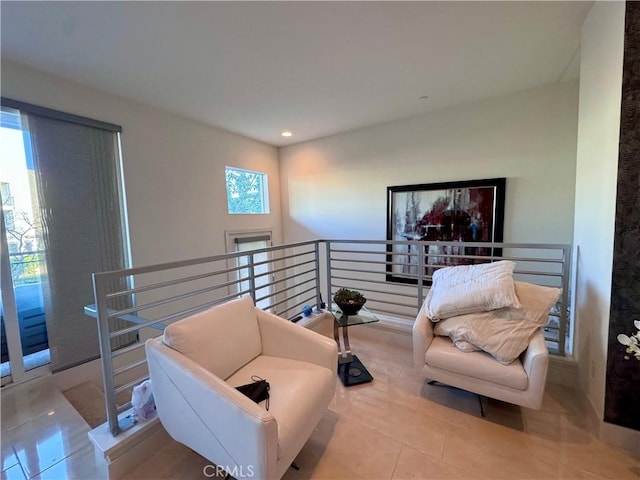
[1,1,592,147]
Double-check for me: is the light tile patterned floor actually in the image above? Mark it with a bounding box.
[1,326,639,479]
[1,376,105,480]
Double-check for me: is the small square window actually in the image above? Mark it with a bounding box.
[225,167,270,214]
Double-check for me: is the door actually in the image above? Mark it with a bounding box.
[1,108,50,384]
[226,230,274,311]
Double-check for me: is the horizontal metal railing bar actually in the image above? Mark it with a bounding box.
[356,298,417,309]
[249,249,316,268]
[113,358,148,377]
[330,274,420,287]
[280,296,316,317]
[266,268,316,289]
[263,258,316,277]
[94,240,319,280]
[513,269,562,278]
[281,286,317,304]
[110,340,145,359]
[246,270,314,293]
[368,306,418,318]
[331,254,564,268]
[84,304,163,330]
[252,282,283,303]
[273,277,315,297]
[329,247,388,254]
[327,239,571,249]
[105,264,244,300]
[331,285,416,299]
[109,291,249,339]
[267,277,316,300]
[115,375,149,396]
[334,253,568,278]
[330,266,388,276]
[330,257,401,266]
[107,276,250,319]
[254,292,276,304]
[117,401,133,414]
[419,254,563,265]
[85,305,165,332]
[331,249,564,266]
[269,286,317,311]
[330,269,561,284]
[249,250,315,270]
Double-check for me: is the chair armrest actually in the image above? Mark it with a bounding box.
[413,302,435,373]
[256,308,338,372]
[521,330,549,398]
[145,338,278,476]
[522,330,549,375]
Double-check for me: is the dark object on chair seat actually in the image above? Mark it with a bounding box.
[236,376,270,410]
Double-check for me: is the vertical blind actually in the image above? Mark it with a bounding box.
[22,109,133,371]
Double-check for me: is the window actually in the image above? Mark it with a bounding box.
[225,167,269,214]
[1,99,132,375]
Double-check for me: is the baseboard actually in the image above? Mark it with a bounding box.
[52,357,103,392]
[89,413,171,479]
[547,355,577,388]
[599,421,640,459]
[572,383,640,459]
[297,310,333,334]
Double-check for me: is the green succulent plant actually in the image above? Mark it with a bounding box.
[333,288,366,304]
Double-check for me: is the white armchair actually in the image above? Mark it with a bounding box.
[146,296,338,479]
[413,305,550,410]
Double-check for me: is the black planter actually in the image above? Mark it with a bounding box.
[335,298,366,316]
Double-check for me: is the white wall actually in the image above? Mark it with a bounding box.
[573,1,625,423]
[279,82,579,246]
[1,61,282,267]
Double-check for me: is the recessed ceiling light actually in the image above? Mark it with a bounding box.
[281,131,293,137]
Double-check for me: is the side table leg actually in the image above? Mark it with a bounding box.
[334,320,353,364]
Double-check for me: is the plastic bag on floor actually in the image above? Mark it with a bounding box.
[131,379,156,420]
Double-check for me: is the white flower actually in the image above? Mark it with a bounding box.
[617,321,640,361]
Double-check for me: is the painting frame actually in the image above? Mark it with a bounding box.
[386,177,506,284]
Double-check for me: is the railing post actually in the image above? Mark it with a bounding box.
[92,273,120,436]
[417,241,425,310]
[558,245,571,356]
[314,241,322,309]
[325,241,332,309]
[247,253,256,302]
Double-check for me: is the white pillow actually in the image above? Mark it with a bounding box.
[425,260,520,321]
[433,281,561,364]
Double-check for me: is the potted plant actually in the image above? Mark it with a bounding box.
[333,288,367,316]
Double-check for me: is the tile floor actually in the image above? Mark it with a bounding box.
[2,326,639,480]
[1,375,105,480]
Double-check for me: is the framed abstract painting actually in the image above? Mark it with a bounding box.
[386,177,506,284]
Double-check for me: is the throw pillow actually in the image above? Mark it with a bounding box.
[433,281,561,364]
[425,260,520,321]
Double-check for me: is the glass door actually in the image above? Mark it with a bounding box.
[226,231,274,311]
[1,108,50,385]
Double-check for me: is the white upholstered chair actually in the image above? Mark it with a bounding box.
[146,296,338,479]
[413,304,550,411]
